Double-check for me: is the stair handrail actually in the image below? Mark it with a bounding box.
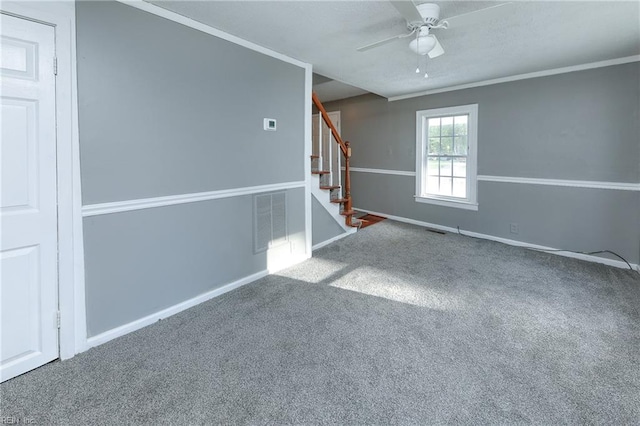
[312,92,347,156]
[312,91,354,226]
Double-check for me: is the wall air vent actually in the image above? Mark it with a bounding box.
[254,191,287,253]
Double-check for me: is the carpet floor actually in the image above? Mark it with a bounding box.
[2,220,639,424]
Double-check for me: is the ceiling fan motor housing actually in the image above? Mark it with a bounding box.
[408,3,440,56]
[416,3,440,26]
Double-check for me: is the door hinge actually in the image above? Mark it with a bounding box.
[56,311,61,329]
[53,57,58,75]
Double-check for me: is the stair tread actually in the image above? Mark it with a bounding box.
[311,170,331,175]
[330,198,349,203]
[310,155,320,159]
[341,210,356,216]
[320,185,340,190]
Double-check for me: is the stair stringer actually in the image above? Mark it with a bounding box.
[311,174,357,234]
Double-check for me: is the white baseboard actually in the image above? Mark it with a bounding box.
[355,207,640,272]
[312,228,356,251]
[86,269,268,348]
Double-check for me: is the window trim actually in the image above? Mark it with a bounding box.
[415,104,479,211]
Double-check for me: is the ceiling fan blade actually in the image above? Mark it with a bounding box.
[357,30,415,52]
[444,2,514,28]
[427,34,444,58]
[389,0,423,24]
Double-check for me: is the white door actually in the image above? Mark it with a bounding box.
[1,13,58,382]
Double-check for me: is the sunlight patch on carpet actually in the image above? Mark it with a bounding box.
[329,266,462,310]
[275,257,349,284]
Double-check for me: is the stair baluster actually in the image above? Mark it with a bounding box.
[311,92,358,228]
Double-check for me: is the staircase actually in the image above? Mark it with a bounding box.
[311,92,360,229]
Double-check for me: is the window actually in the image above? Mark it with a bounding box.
[415,104,478,210]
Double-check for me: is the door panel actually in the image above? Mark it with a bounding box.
[1,99,37,210]
[1,246,41,363]
[0,35,37,80]
[1,14,58,382]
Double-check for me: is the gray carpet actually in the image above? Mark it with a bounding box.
[2,220,639,424]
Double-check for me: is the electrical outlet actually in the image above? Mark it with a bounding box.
[510,223,519,234]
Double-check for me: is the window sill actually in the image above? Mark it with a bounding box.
[414,195,478,211]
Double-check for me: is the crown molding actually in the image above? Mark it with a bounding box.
[388,55,640,102]
[117,0,309,69]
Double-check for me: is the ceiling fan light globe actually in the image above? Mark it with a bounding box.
[409,35,436,55]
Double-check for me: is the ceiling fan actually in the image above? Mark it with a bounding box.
[357,2,448,58]
[357,1,513,60]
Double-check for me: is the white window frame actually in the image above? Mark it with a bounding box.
[415,104,479,211]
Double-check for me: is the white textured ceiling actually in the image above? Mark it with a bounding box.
[313,79,369,102]
[150,1,640,100]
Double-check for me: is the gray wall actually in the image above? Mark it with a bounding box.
[77,1,307,336]
[312,197,345,247]
[83,189,306,335]
[327,63,640,264]
[77,1,305,205]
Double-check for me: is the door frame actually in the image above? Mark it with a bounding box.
[1,2,86,359]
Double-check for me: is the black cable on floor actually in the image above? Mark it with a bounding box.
[456,226,639,276]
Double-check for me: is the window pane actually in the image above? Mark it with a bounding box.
[439,177,452,196]
[453,158,466,177]
[428,118,440,137]
[418,108,476,205]
[453,177,467,198]
[440,137,453,154]
[439,157,452,176]
[454,115,468,136]
[426,176,439,195]
[428,138,440,154]
[454,135,467,155]
[426,156,439,175]
[441,117,453,137]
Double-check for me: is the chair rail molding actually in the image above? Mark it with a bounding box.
[344,167,640,191]
[477,175,640,191]
[346,167,416,177]
[82,181,307,217]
